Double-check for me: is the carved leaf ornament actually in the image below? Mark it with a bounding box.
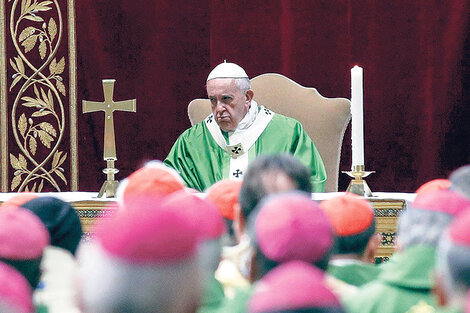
[8,0,67,191]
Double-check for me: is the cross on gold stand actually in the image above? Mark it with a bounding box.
[83,79,136,198]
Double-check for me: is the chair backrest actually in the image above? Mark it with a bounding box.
[187,73,351,192]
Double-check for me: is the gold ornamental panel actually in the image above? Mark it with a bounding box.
[1,0,78,192]
[370,199,407,261]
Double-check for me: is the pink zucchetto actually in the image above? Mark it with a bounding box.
[80,197,202,313]
[161,190,226,240]
[415,179,451,195]
[0,262,33,313]
[254,193,333,263]
[205,179,242,221]
[94,198,199,264]
[0,207,49,259]
[248,261,341,313]
[118,161,186,208]
[412,189,470,216]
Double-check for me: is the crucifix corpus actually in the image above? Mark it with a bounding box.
[83,79,136,198]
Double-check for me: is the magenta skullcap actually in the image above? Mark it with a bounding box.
[448,210,470,247]
[255,193,333,263]
[0,262,33,313]
[248,261,340,313]
[95,198,199,264]
[161,190,226,240]
[0,207,49,259]
[412,189,470,216]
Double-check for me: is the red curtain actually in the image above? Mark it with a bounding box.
[76,0,470,192]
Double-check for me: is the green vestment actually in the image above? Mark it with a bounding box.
[217,285,253,313]
[327,260,380,287]
[197,276,226,313]
[343,245,439,313]
[164,108,326,192]
[433,307,462,313]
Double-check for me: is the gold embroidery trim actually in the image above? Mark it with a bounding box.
[68,0,78,190]
[1,0,9,192]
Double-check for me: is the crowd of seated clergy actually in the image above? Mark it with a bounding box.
[0,158,469,313]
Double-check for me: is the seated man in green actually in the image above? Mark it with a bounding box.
[164,62,326,192]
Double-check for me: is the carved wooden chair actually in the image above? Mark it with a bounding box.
[187,73,351,192]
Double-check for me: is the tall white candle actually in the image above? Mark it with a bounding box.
[351,66,364,168]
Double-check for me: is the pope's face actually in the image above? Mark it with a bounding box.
[207,79,253,132]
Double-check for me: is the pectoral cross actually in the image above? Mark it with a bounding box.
[83,79,136,198]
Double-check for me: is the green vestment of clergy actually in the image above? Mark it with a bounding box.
[164,106,326,192]
[197,276,226,313]
[327,260,380,287]
[343,245,439,313]
[217,285,253,313]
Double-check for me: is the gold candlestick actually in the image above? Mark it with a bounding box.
[342,165,375,197]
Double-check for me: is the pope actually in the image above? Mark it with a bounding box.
[164,62,326,192]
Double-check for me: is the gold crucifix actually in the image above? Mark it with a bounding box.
[83,79,136,198]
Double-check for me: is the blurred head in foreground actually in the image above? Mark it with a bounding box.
[79,198,202,313]
[449,165,470,199]
[0,206,49,289]
[246,192,333,282]
[320,194,379,263]
[436,209,470,309]
[415,179,450,196]
[205,179,242,244]
[397,190,470,251]
[21,196,83,256]
[248,261,345,313]
[0,262,34,313]
[117,160,186,208]
[238,154,312,236]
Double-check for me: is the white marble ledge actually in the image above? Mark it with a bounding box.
[0,192,114,203]
[0,191,416,203]
[311,192,416,203]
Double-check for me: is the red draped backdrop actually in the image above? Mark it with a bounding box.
[76,1,470,192]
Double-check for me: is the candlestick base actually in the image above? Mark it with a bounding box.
[342,165,375,197]
[96,159,120,198]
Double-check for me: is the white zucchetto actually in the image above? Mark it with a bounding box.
[207,61,249,81]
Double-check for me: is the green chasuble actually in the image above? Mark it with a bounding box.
[164,107,326,192]
[343,245,439,313]
[327,260,380,287]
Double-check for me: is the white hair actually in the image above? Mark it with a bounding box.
[449,165,470,199]
[436,233,470,308]
[79,242,201,313]
[234,78,251,93]
[397,207,454,249]
[196,238,223,295]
